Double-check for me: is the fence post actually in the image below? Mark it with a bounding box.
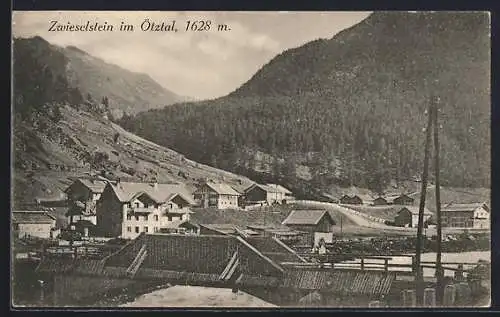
[404,290,416,307]
[361,258,365,271]
[424,288,436,307]
[384,258,389,272]
[454,264,465,281]
[443,284,456,306]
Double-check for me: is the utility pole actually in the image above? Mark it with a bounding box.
[340,215,343,240]
[350,142,355,187]
[415,100,434,306]
[433,96,444,305]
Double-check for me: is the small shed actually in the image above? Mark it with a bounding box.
[392,194,415,206]
[339,195,363,205]
[394,206,432,228]
[282,210,335,233]
[372,197,389,206]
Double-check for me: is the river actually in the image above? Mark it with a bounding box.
[120,285,276,307]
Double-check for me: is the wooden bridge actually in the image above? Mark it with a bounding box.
[33,233,487,307]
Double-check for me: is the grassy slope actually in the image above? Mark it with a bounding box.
[13,105,255,208]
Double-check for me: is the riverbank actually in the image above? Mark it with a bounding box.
[87,281,173,307]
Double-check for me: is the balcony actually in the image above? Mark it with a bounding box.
[129,207,157,214]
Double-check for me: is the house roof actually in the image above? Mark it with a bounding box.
[203,182,241,196]
[198,223,245,235]
[245,183,291,194]
[65,178,107,194]
[441,202,488,213]
[399,206,433,216]
[282,270,395,295]
[72,219,96,228]
[12,211,56,224]
[265,184,292,194]
[109,181,195,205]
[340,194,373,202]
[282,209,334,226]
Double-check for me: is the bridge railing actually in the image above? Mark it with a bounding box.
[279,252,484,278]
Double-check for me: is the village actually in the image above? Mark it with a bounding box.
[12,173,491,308]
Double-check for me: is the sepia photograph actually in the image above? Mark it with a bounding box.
[11,11,491,308]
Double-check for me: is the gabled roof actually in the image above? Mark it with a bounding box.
[399,206,433,216]
[282,209,335,226]
[65,178,107,194]
[198,223,245,235]
[245,183,291,194]
[201,182,241,196]
[12,211,56,224]
[265,184,292,194]
[108,181,195,205]
[441,202,488,213]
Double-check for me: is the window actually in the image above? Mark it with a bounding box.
[144,215,148,221]
[154,227,159,233]
[135,202,140,208]
[135,226,140,233]
[154,215,159,221]
[135,215,139,221]
[127,226,131,232]
[168,215,173,221]
[127,215,132,221]
[144,204,149,208]
[144,226,148,233]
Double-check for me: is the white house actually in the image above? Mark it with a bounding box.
[96,180,196,239]
[193,181,241,209]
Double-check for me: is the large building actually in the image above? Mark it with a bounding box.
[12,211,57,239]
[96,180,196,239]
[193,181,241,209]
[441,202,490,229]
[244,183,294,205]
[394,206,432,228]
[282,209,335,233]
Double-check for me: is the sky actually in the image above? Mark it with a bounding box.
[12,11,371,100]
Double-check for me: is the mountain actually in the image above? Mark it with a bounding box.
[13,36,187,118]
[12,36,254,208]
[118,11,490,193]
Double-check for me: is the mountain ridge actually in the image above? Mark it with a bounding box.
[13,36,189,117]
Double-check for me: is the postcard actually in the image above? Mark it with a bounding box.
[11,11,491,308]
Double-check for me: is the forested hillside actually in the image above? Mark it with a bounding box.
[120,12,489,193]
